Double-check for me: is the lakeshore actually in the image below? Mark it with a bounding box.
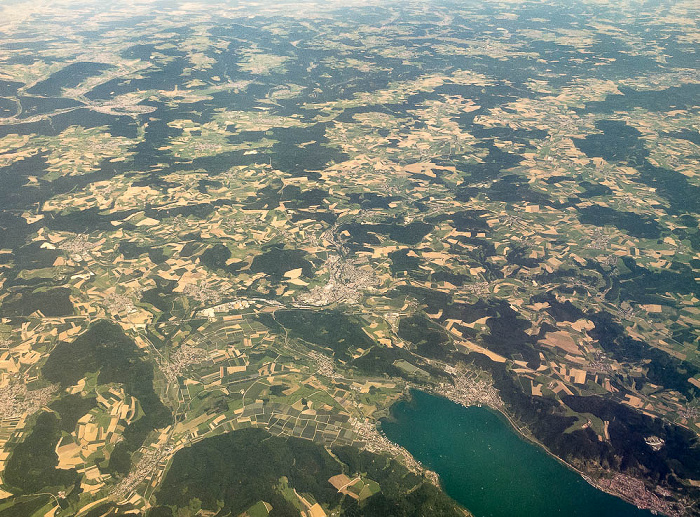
[381,390,654,517]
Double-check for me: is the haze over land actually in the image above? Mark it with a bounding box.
[0,0,698,516]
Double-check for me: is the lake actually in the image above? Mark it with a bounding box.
[381,390,653,517]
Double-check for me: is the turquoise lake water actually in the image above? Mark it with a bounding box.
[381,390,653,517]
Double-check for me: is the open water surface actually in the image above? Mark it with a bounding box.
[381,390,654,517]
